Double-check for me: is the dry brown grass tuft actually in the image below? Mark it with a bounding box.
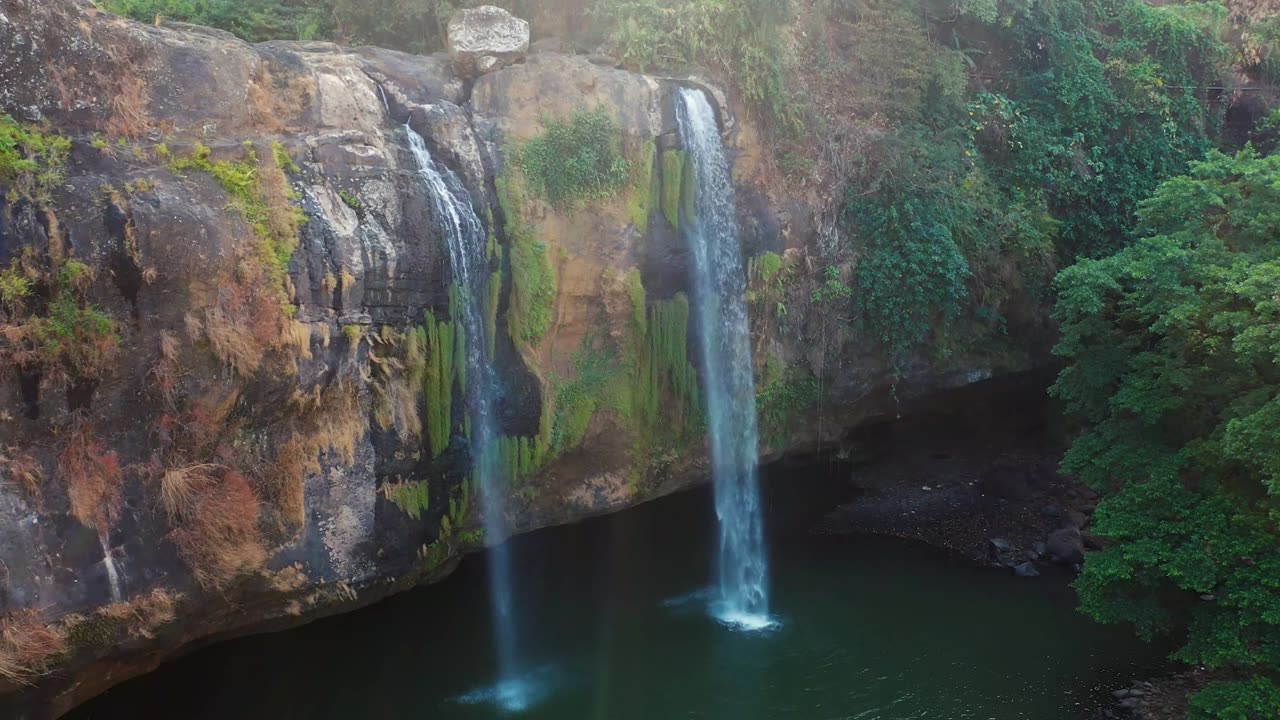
[272,382,366,526]
[284,321,313,361]
[374,373,422,439]
[105,72,153,140]
[0,610,65,684]
[98,588,179,640]
[246,63,313,134]
[59,421,124,532]
[200,305,262,376]
[1,450,44,502]
[158,463,218,523]
[171,469,266,589]
[147,330,182,409]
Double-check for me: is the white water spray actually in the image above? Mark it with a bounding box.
[675,88,773,631]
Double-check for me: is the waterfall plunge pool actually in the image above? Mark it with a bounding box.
[69,457,1159,720]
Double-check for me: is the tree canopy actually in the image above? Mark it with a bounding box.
[1053,148,1280,718]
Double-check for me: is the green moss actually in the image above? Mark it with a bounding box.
[272,141,299,174]
[171,142,305,291]
[384,479,431,520]
[449,282,468,391]
[660,149,685,229]
[551,339,620,454]
[341,324,363,344]
[627,140,657,235]
[65,613,125,652]
[422,310,457,459]
[448,477,472,526]
[498,175,557,346]
[339,190,361,210]
[485,269,502,359]
[0,116,71,203]
[681,152,698,225]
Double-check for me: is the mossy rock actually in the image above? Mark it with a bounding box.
[660,149,686,229]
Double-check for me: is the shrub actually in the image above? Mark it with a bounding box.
[516,108,628,208]
[0,116,70,203]
[594,0,797,134]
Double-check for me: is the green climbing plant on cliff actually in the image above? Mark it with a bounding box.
[516,108,629,208]
[1053,149,1280,719]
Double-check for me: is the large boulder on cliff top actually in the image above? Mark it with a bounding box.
[447,5,530,78]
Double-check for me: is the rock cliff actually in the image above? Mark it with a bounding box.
[0,1,1048,716]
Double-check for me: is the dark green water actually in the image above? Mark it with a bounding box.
[70,460,1158,720]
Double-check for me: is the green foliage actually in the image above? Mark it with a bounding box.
[660,149,685,229]
[100,0,331,43]
[517,108,629,208]
[972,0,1229,260]
[595,0,797,134]
[339,191,361,210]
[1053,149,1280,710]
[843,123,1055,365]
[383,479,431,520]
[756,374,819,448]
[1187,677,1280,720]
[0,116,71,203]
[0,269,33,312]
[498,176,557,346]
[0,252,119,382]
[171,142,305,289]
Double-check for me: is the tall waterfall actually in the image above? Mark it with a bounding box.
[406,126,529,708]
[675,88,773,630]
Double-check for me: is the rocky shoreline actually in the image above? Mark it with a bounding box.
[808,375,1191,720]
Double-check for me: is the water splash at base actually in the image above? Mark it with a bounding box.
[454,666,561,713]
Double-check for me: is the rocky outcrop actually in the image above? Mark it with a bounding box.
[447,5,530,78]
[0,1,1049,717]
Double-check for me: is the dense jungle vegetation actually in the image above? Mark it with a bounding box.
[95,0,1280,715]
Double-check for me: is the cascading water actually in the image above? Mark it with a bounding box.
[405,126,532,710]
[675,88,773,631]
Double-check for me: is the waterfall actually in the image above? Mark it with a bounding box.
[99,531,122,603]
[675,88,773,631]
[405,126,530,708]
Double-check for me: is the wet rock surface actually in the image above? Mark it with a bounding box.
[815,371,1099,577]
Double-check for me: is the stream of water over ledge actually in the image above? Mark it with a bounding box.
[70,457,1160,720]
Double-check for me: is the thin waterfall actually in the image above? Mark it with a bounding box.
[675,88,773,630]
[405,125,529,708]
[99,531,122,603]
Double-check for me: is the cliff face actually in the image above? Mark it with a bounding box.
[0,1,1048,716]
